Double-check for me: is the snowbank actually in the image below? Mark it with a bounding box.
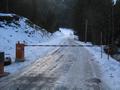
[0,13,15,17]
[59,28,74,37]
[0,13,68,74]
[76,41,120,90]
[0,14,51,59]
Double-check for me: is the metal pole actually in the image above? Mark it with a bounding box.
[108,39,110,60]
[101,32,103,58]
[106,29,110,60]
[85,19,88,43]
[108,47,110,60]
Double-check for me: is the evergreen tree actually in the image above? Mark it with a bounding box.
[114,0,120,46]
[74,0,113,44]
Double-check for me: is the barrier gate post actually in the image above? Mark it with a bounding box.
[0,52,4,77]
[16,41,25,62]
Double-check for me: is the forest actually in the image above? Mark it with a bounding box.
[0,0,120,45]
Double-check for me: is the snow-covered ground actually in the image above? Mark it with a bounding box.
[0,14,50,57]
[76,41,120,90]
[0,38,103,90]
[0,13,120,89]
[5,36,67,74]
[0,13,15,17]
[0,13,73,74]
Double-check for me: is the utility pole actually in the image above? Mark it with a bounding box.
[85,19,88,43]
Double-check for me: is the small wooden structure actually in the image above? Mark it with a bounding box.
[16,41,25,62]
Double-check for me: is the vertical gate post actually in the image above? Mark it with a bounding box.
[0,52,4,77]
[101,32,103,58]
[16,41,25,62]
[0,52,9,77]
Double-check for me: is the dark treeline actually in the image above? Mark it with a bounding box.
[73,0,120,45]
[73,0,113,44]
[0,0,75,32]
[0,0,120,45]
[114,0,120,46]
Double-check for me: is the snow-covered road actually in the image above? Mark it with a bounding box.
[0,38,107,90]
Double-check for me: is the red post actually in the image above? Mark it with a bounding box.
[0,52,4,77]
[16,41,25,62]
[0,52,9,77]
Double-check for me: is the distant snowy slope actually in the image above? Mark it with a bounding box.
[0,13,14,17]
[0,13,53,60]
[0,13,74,74]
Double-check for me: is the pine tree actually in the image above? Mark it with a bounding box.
[73,0,113,44]
[114,0,120,46]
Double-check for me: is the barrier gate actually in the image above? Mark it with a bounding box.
[15,41,94,62]
[0,41,109,77]
[16,41,25,62]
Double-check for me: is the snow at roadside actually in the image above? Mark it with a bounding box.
[1,13,120,89]
[76,41,120,90]
[0,13,15,17]
[0,13,72,74]
[0,15,50,58]
[5,36,66,73]
[59,28,74,36]
[0,14,74,74]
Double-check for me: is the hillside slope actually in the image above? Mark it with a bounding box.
[0,13,52,58]
[0,13,68,74]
